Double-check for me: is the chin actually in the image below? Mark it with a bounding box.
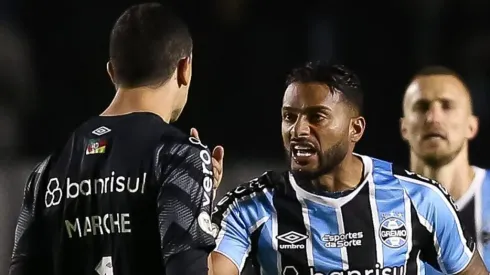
[419,151,455,168]
[290,162,318,172]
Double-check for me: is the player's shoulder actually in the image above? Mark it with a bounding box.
[475,166,490,185]
[23,156,52,201]
[367,155,453,203]
[214,170,283,209]
[391,165,458,208]
[156,133,212,167]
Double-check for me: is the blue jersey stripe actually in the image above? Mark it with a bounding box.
[480,170,490,267]
[372,159,409,268]
[255,217,277,274]
[306,199,343,273]
[397,174,473,274]
[214,190,272,271]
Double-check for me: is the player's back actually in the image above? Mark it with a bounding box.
[11,112,215,275]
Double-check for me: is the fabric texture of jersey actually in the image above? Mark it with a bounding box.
[425,166,490,274]
[9,112,216,275]
[212,154,475,275]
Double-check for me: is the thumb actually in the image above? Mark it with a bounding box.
[190,127,200,140]
[212,145,224,163]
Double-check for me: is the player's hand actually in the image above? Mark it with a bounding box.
[190,128,224,192]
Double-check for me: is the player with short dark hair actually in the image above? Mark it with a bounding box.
[9,3,223,275]
[210,62,487,275]
[108,3,193,88]
[401,65,490,273]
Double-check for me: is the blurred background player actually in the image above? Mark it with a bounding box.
[9,3,223,275]
[400,66,490,273]
[210,62,487,275]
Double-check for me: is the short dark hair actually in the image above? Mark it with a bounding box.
[109,3,192,88]
[286,61,364,114]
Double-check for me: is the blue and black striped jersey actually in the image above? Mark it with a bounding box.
[212,154,475,275]
[10,112,216,275]
[425,166,490,274]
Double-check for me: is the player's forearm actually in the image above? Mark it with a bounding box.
[458,252,488,275]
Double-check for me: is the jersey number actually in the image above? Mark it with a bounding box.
[95,256,113,275]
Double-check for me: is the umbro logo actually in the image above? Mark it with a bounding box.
[92,126,111,136]
[277,231,307,250]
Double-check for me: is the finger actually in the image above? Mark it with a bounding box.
[212,158,222,177]
[212,159,222,188]
[212,145,224,163]
[212,158,222,174]
[190,127,200,140]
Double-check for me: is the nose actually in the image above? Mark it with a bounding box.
[291,115,310,138]
[426,103,444,124]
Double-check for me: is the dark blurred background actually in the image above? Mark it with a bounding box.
[1,0,490,274]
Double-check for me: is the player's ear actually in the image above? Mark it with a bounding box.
[400,117,408,141]
[349,116,366,143]
[467,115,479,140]
[176,55,192,87]
[106,61,116,85]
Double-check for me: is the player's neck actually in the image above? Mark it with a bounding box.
[101,85,177,123]
[410,149,474,200]
[315,153,364,192]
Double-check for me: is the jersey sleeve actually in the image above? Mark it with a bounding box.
[10,158,50,275]
[212,191,251,272]
[397,170,475,274]
[157,138,216,263]
[426,184,475,274]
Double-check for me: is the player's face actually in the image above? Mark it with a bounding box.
[401,75,478,167]
[282,83,353,177]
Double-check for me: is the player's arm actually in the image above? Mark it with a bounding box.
[157,140,216,275]
[420,180,486,274]
[9,159,50,275]
[211,192,251,275]
[457,252,488,275]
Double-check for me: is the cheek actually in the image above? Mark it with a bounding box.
[316,127,345,148]
[281,123,291,146]
[405,118,423,135]
[448,121,467,138]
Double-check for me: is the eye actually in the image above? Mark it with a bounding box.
[309,113,326,123]
[441,100,455,111]
[283,112,297,122]
[413,102,429,113]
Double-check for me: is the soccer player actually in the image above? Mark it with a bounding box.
[210,62,488,275]
[400,66,490,273]
[9,3,224,275]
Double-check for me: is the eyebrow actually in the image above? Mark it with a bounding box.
[282,105,332,112]
[413,97,456,106]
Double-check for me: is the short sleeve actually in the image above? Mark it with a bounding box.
[157,138,216,262]
[10,158,50,275]
[425,183,475,274]
[212,193,251,272]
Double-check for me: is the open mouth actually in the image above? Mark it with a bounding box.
[291,143,317,158]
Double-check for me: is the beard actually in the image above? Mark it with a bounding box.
[416,141,465,169]
[286,133,350,181]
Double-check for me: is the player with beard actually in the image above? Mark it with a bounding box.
[401,66,490,273]
[210,62,488,275]
[9,3,224,275]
